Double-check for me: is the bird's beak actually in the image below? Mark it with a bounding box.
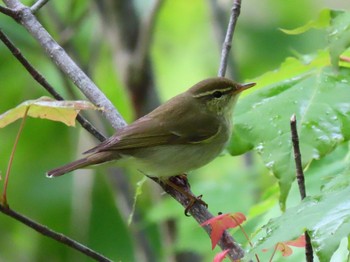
[237,82,256,93]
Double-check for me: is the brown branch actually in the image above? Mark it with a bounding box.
[0,4,18,18]
[290,114,314,262]
[218,0,241,77]
[0,204,111,262]
[0,28,106,142]
[149,176,245,261]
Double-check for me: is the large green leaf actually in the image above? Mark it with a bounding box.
[246,184,350,261]
[231,52,350,208]
[281,9,350,66]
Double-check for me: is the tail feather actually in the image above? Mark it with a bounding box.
[47,151,118,178]
[46,158,91,178]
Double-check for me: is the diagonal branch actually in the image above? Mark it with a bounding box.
[0,28,106,142]
[30,0,50,13]
[149,176,245,261]
[218,0,241,77]
[3,0,126,131]
[0,204,111,262]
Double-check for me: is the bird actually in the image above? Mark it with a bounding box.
[47,77,255,179]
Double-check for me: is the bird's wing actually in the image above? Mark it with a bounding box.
[85,106,220,154]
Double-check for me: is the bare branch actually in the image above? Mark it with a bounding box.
[2,0,126,130]
[0,4,18,18]
[218,0,241,77]
[290,114,314,262]
[209,0,238,79]
[0,28,106,142]
[30,0,50,13]
[0,204,111,262]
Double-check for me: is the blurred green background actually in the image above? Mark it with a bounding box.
[0,0,349,261]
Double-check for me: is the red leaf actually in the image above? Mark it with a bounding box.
[285,235,306,247]
[263,235,306,258]
[201,212,246,249]
[213,249,230,262]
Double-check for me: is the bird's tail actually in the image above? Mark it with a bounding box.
[46,158,92,178]
[46,152,116,178]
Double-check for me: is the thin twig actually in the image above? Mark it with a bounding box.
[218,0,241,77]
[209,0,238,79]
[30,0,49,13]
[1,107,30,207]
[0,4,18,18]
[0,204,111,262]
[290,114,314,262]
[0,28,106,142]
[3,0,126,130]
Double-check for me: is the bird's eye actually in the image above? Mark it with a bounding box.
[212,91,223,98]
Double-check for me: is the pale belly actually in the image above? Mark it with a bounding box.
[125,128,231,177]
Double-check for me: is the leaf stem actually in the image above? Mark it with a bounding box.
[1,107,30,206]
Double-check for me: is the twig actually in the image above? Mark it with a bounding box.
[30,0,50,13]
[209,0,238,79]
[1,107,29,207]
[0,204,111,262]
[0,4,18,18]
[0,28,106,142]
[149,176,245,261]
[218,0,241,77]
[290,114,314,262]
[3,0,126,131]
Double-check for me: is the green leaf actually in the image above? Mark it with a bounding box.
[280,9,350,67]
[328,10,350,66]
[246,186,350,262]
[280,9,331,35]
[0,96,99,128]
[231,52,350,209]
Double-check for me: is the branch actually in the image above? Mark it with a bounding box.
[30,0,50,13]
[2,0,126,131]
[209,0,238,79]
[0,204,111,261]
[0,4,18,18]
[0,28,106,142]
[149,176,245,261]
[218,0,241,77]
[290,114,314,262]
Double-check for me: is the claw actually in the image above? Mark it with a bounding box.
[184,194,208,216]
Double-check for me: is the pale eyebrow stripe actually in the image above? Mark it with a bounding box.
[192,86,233,98]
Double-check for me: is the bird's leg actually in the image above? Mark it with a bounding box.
[151,174,208,216]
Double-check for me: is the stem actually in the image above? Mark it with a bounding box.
[0,204,111,261]
[290,114,314,262]
[218,0,241,77]
[1,107,30,207]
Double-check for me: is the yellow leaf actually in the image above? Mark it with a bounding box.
[0,96,100,128]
